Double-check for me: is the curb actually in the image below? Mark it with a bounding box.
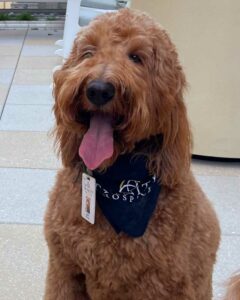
[0,20,64,29]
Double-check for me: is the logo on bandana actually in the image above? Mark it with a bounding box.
[96,176,157,203]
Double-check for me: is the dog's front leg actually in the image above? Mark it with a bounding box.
[44,255,90,300]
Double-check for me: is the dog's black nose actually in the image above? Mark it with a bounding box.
[86,80,115,106]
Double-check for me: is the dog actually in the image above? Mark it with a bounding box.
[44,9,220,300]
[224,272,240,300]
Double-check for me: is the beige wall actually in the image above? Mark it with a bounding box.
[131,0,240,158]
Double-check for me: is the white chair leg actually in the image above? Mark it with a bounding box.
[55,39,64,47]
[126,1,131,8]
[55,48,64,57]
[63,0,82,59]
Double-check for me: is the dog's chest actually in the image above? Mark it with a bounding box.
[63,220,154,287]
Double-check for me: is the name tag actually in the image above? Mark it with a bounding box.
[81,173,96,224]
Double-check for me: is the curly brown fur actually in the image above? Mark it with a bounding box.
[44,9,220,300]
[224,273,240,300]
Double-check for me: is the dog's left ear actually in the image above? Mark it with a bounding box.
[150,29,192,188]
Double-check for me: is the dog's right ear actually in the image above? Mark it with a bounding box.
[53,69,81,167]
[52,37,83,167]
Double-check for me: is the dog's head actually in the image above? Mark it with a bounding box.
[53,9,191,188]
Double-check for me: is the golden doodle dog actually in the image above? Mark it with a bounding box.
[44,9,220,300]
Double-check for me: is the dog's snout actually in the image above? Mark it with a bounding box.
[86,80,115,106]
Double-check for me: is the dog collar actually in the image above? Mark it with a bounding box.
[92,154,161,237]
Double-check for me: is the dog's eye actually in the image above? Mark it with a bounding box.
[82,52,93,59]
[129,54,142,64]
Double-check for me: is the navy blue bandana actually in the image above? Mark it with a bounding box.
[92,154,161,237]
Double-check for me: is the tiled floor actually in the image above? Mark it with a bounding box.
[0,28,62,300]
[0,104,54,131]
[0,224,48,300]
[7,85,53,104]
[0,28,240,300]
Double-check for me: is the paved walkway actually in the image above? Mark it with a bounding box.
[0,27,61,300]
[0,28,240,300]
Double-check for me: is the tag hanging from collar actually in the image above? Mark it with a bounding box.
[81,173,96,224]
[93,154,161,238]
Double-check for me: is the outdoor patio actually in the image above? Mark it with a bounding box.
[0,27,240,300]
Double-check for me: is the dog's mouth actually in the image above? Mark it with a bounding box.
[77,110,124,170]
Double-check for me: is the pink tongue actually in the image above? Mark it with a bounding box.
[79,114,114,170]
